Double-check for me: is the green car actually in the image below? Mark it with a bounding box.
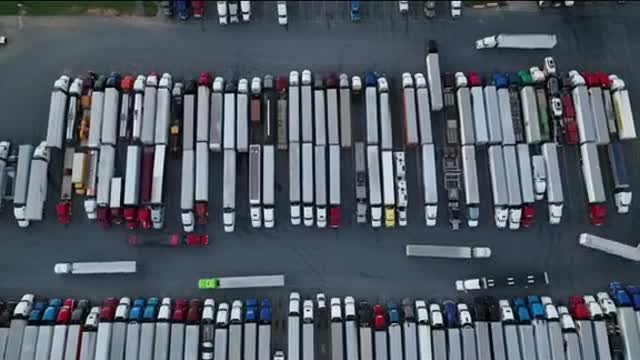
[198,278,220,289]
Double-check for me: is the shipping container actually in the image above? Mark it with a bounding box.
[426,41,443,111]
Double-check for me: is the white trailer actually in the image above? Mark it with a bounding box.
[302,143,314,227]
[359,323,373,360]
[154,73,172,146]
[78,307,100,360]
[197,77,211,143]
[223,84,236,150]
[288,297,300,360]
[138,317,155,360]
[402,73,419,147]
[88,80,106,148]
[329,145,341,226]
[587,77,610,145]
[415,73,433,145]
[150,144,167,229]
[314,80,327,146]
[421,143,438,226]
[609,75,637,140]
[83,149,99,220]
[119,77,132,140]
[228,303,242,360]
[516,144,535,205]
[406,245,491,258]
[210,77,224,151]
[520,85,541,144]
[25,142,50,222]
[354,142,368,223]
[542,143,563,224]
[237,78,249,152]
[46,75,71,149]
[95,314,113,360]
[374,327,389,360]
[570,71,597,144]
[339,74,352,148]
[101,79,120,146]
[488,145,508,228]
[34,313,56,360]
[123,145,141,209]
[475,34,557,49]
[381,150,395,227]
[50,317,69,360]
[20,316,40,360]
[484,84,503,144]
[301,70,313,143]
[54,261,136,275]
[289,71,301,143]
[182,83,196,151]
[426,41,443,111]
[367,145,382,228]
[302,319,314,360]
[470,77,488,145]
[389,320,402,360]
[378,78,393,150]
[497,84,515,145]
[314,145,327,228]
[183,320,200,360]
[365,80,379,145]
[214,305,229,360]
[327,78,340,146]
[13,145,33,227]
[578,233,640,262]
[461,145,480,227]
[580,142,607,219]
[395,152,408,226]
[222,149,236,232]
[195,142,209,223]
[249,144,262,228]
[455,73,476,145]
[503,145,522,230]
[180,149,195,233]
[169,313,186,360]
[96,145,115,209]
[66,78,83,142]
[132,75,146,140]
[289,143,301,225]
[141,74,159,145]
[263,145,276,229]
[153,303,171,360]
[257,320,271,360]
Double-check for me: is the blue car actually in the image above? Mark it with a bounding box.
[387,303,401,324]
[350,1,360,22]
[364,72,377,87]
[443,301,457,328]
[494,73,509,89]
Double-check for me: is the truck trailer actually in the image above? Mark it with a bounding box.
[585,73,610,145]
[609,75,637,140]
[13,145,32,228]
[415,73,433,145]
[56,147,74,225]
[421,144,438,226]
[210,77,224,151]
[354,142,367,224]
[237,78,249,152]
[483,83,503,144]
[150,144,167,229]
[542,143,564,224]
[289,71,300,143]
[276,76,288,150]
[339,74,352,148]
[263,145,276,229]
[516,144,536,228]
[66,78,83,143]
[426,40,443,111]
[132,75,146,140]
[580,142,607,226]
[476,33,557,50]
[180,149,195,232]
[461,145,479,227]
[249,144,262,228]
[195,142,209,225]
[119,75,134,140]
[455,73,476,145]
[328,145,341,228]
[365,73,379,145]
[83,149,99,220]
[301,70,313,143]
[25,142,50,222]
[196,72,211,143]
[313,78,327,146]
[326,74,340,146]
[378,77,393,150]
[223,81,237,150]
[607,142,632,214]
[123,145,142,229]
[289,143,301,225]
[495,74,515,145]
[101,73,121,147]
[488,145,508,228]
[46,75,71,149]
[140,73,159,145]
[503,146,522,230]
[314,145,328,228]
[154,73,172,146]
[367,145,382,228]
[95,144,116,228]
[301,143,314,227]
[223,149,237,232]
[570,71,597,144]
[469,73,488,145]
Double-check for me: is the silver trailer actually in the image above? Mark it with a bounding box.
[489,319,506,360]
[289,143,301,225]
[153,320,170,360]
[542,143,564,224]
[516,144,535,204]
[119,86,132,140]
[367,145,382,226]
[575,318,597,360]
[345,319,358,360]
[388,323,402,360]
[180,148,195,217]
[327,82,340,146]
[25,143,49,221]
[20,321,39,360]
[592,317,610,360]
[79,327,98,360]
[210,80,224,151]
[301,79,313,143]
[488,145,508,225]
[379,85,393,150]
[416,76,433,145]
[197,83,211,143]
[426,44,443,111]
[331,320,345,360]
[374,329,388,360]
[214,326,229,360]
[229,320,242,360]
[520,85,541,144]
[302,143,314,226]
[497,86,515,145]
[457,86,475,145]
[195,142,209,203]
[123,145,141,207]
[289,77,301,143]
[314,83,327,146]
[132,81,145,140]
[314,145,327,226]
[141,80,158,146]
[417,320,432,360]
[302,322,314,360]
[354,142,367,223]
[46,77,70,149]
[471,84,488,145]
[359,326,373,360]
[447,328,462,360]
[101,86,120,146]
[96,145,116,207]
[64,323,82,360]
[154,78,171,146]
[402,75,420,147]
[168,320,185,360]
[222,149,237,232]
[461,145,479,211]
[13,145,33,222]
[50,323,68,360]
[421,144,438,226]
[339,76,352,148]
[243,317,257,360]
[531,318,551,360]
[88,88,105,148]
[249,145,262,227]
[572,81,597,144]
[381,150,395,216]
[589,83,610,145]
[431,327,446,360]
[237,81,249,152]
[288,314,300,360]
[616,305,640,360]
[183,88,196,151]
[546,320,564,360]
[224,88,236,150]
[262,145,275,228]
[503,323,521,360]
[483,85,503,144]
[503,146,522,227]
[109,319,127,360]
[580,142,607,204]
[183,322,200,360]
[328,145,341,209]
[257,323,271,360]
[474,319,491,360]
[365,85,379,145]
[95,320,113,360]
[138,320,155,360]
[517,322,536,360]
[461,326,476,360]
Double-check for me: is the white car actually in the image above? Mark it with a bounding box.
[344,297,356,320]
[158,298,171,321]
[289,292,300,316]
[330,298,342,321]
[240,0,251,21]
[230,300,243,323]
[115,297,131,320]
[316,293,326,309]
[544,57,557,76]
[303,300,314,323]
[550,97,563,117]
[277,1,288,26]
[217,1,228,25]
[216,302,230,326]
[451,0,461,18]
[398,1,409,13]
[351,75,362,92]
[415,300,429,324]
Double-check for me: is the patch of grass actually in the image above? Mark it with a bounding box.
[0,1,157,16]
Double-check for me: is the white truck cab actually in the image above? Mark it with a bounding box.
[398,1,409,13]
[203,299,215,320]
[302,300,314,323]
[216,303,230,326]
[344,297,356,320]
[530,67,546,83]
[508,209,522,230]
[330,298,342,322]
[217,1,228,25]
[273,351,285,360]
[158,298,171,320]
[228,1,239,23]
[543,57,557,76]
[499,300,515,322]
[251,77,262,94]
[277,1,288,26]
[429,304,443,328]
[451,0,462,18]
[230,301,242,322]
[351,76,362,92]
[181,210,194,233]
[415,301,428,324]
[583,296,603,319]
[532,155,547,200]
[540,297,560,320]
[454,72,468,88]
[14,294,35,318]
[289,71,299,87]
[596,293,617,315]
[457,304,472,327]
[289,293,300,316]
[240,0,250,21]
[558,306,576,330]
[85,307,100,329]
[115,297,131,320]
[316,293,326,310]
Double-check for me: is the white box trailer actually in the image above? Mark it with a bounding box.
[257,322,271,360]
[169,320,185,360]
[389,322,403,360]
[379,79,393,150]
[25,142,50,221]
[180,149,195,232]
[50,321,69,360]
[138,320,155,360]
[96,145,115,207]
[542,143,564,224]
[288,314,300,360]
[263,145,276,229]
[339,74,352,148]
[101,83,120,147]
[503,145,522,230]
[124,145,141,207]
[516,144,535,204]
[182,85,196,151]
[302,322,314,360]
[302,143,314,227]
[402,73,419,148]
[237,79,249,152]
[34,321,55,360]
[314,82,327,146]
[223,87,236,150]
[456,84,476,145]
[154,74,172,146]
[132,75,145,140]
[20,321,39,360]
[12,146,30,224]
[331,320,345,360]
[88,86,106,148]
[571,72,597,144]
[150,144,167,229]
[484,85,503,144]
[314,145,327,228]
[359,325,373,360]
[54,261,136,275]
[46,75,70,149]
[421,144,438,226]
[141,75,158,145]
[497,86,515,145]
[426,41,443,111]
[328,144,341,211]
[197,82,211,143]
[488,145,509,228]
[289,72,301,143]
[475,34,557,50]
[608,142,632,214]
[327,81,340,146]
[415,74,433,145]
[609,75,637,140]
[125,318,141,360]
[249,144,262,228]
[65,80,81,142]
[289,143,301,225]
[374,329,389,360]
[471,81,488,145]
[520,86,542,144]
[580,142,606,204]
[184,322,200,360]
[345,319,359,360]
[588,80,610,145]
[195,142,209,221]
[367,145,382,228]
[210,77,224,151]
[365,84,379,145]
[461,145,480,227]
[301,75,314,143]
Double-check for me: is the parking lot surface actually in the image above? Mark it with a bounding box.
[0,1,638,302]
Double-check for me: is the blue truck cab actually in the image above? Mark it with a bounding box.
[527,296,545,319]
[177,0,189,20]
[106,73,121,88]
[494,73,509,89]
[350,1,361,22]
[364,73,377,87]
[245,299,258,323]
[443,301,458,328]
[260,299,272,324]
[28,302,47,323]
[42,305,60,324]
[517,306,531,323]
[143,297,160,322]
[609,282,632,306]
[133,298,146,309]
[387,303,401,324]
[129,306,143,321]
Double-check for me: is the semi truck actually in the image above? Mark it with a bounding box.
[244,300,258,360]
[301,70,313,143]
[421,144,438,226]
[327,145,342,228]
[154,73,172,146]
[46,75,71,149]
[276,76,288,150]
[584,73,610,145]
[607,142,632,214]
[123,145,142,229]
[475,33,557,49]
[288,294,300,360]
[14,145,33,227]
[597,72,619,138]
[468,72,488,144]
[66,78,83,143]
[483,81,503,144]
[119,75,134,140]
[354,142,367,224]
[532,154,547,201]
[223,81,237,150]
[124,300,144,360]
[381,150,396,228]
[488,145,508,228]
[503,146,522,230]
[314,78,327,146]
[141,73,159,145]
[314,145,328,228]
[257,301,272,360]
[301,143,314,227]
[223,149,237,232]
[326,74,340,146]
[95,299,117,360]
[570,71,597,144]
[56,147,74,225]
[388,304,402,360]
[394,151,408,227]
[378,77,393,150]
[169,300,188,360]
[558,306,583,360]
[426,40,443,111]
[63,300,90,360]
[405,245,491,259]
[516,144,536,228]
[365,73,379,145]
[455,72,476,145]
[214,303,230,360]
[210,77,224,151]
[580,142,607,226]
[197,72,212,143]
[180,149,195,232]
[183,80,196,151]
[542,143,564,224]
[95,145,116,228]
[78,306,100,360]
[495,74,515,145]
[132,75,146,140]
[25,142,50,222]
[443,74,462,230]
[289,71,300,143]
[367,145,382,228]
[461,145,479,227]
[153,299,171,360]
[519,71,542,144]
[264,75,277,145]
[609,74,637,140]
[83,149,99,220]
[101,73,121,147]
[289,143,301,225]
[109,298,129,360]
[414,73,433,145]
[150,144,167,229]
[49,302,72,360]
[184,300,201,360]
[263,145,276,229]
[339,74,352,148]
[19,300,45,360]
[53,261,136,275]
[249,144,262,228]
[237,78,249,152]
[195,142,209,225]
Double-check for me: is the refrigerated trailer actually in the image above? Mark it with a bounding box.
[182,81,196,151]
[580,142,607,226]
[132,75,146,140]
[426,40,443,111]
[154,73,172,146]
[328,145,341,228]
[289,71,301,143]
[101,75,121,147]
[609,74,637,140]
[516,144,535,227]
[461,145,479,227]
[608,142,632,214]
[83,149,99,220]
[195,142,209,225]
[402,73,419,148]
[585,73,610,145]
[141,74,159,145]
[180,149,195,232]
[302,143,314,227]
[210,77,224,151]
[503,145,522,230]
[469,73,488,145]
[488,145,508,228]
[95,144,115,228]
[327,76,340,146]
[263,145,276,229]
[314,79,327,146]
[542,143,564,224]
[301,71,313,143]
[421,144,438,226]
[224,83,237,150]
[66,78,82,143]
[367,145,382,228]
[25,142,50,222]
[314,145,327,228]
[355,142,367,224]
[46,75,71,149]
[415,73,433,145]
[123,145,142,229]
[249,144,262,228]
[237,78,249,152]
[339,74,352,148]
[87,76,106,148]
[496,78,515,145]
[197,74,211,143]
[222,149,237,232]
[365,74,379,145]
[520,82,541,144]
[484,84,503,144]
[289,143,301,225]
[150,144,167,229]
[570,71,597,144]
[455,73,476,145]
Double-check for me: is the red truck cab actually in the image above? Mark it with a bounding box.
[56,202,72,225]
[561,93,578,145]
[568,296,590,320]
[192,0,204,18]
[186,299,202,324]
[99,298,118,322]
[329,207,341,229]
[110,207,122,225]
[373,304,387,330]
[56,305,72,324]
[521,205,536,229]
[121,75,134,93]
[185,234,209,246]
[97,207,110,229]
[198,72,212,87]
[124,207,138,230]
[195,203,208,225]
[138,208,152,230]
[589,204,607,227]
[275,76,288,94]
[172,300,189,323]
[468,72,482,87]
[325,73,338,89]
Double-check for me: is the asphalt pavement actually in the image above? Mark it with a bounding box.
[0,1,638,303]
